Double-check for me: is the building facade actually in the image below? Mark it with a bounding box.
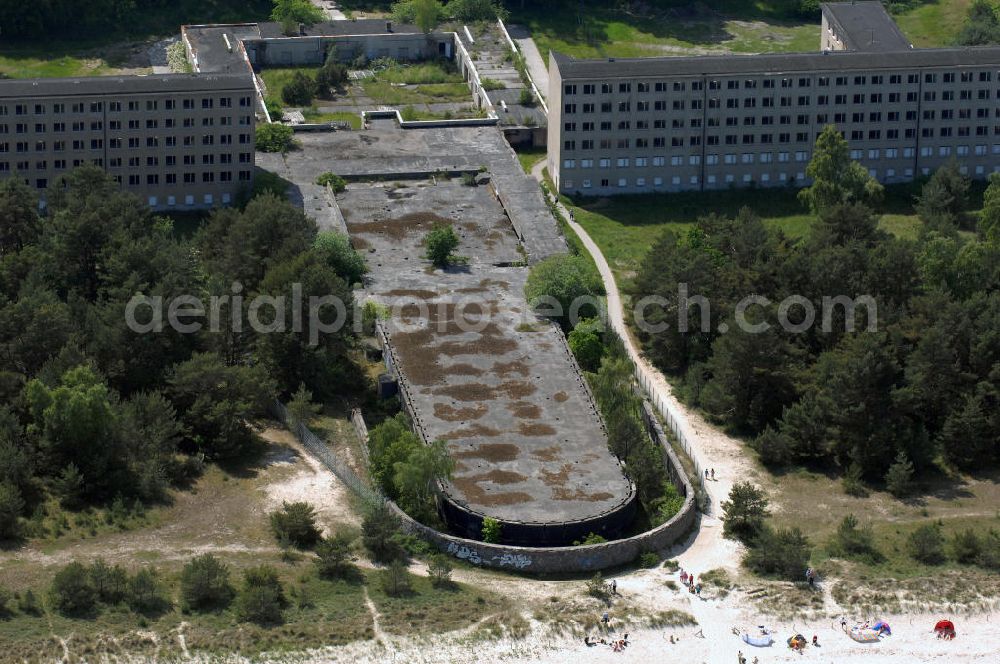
[0,73,255,209]
[548,2,1000,196]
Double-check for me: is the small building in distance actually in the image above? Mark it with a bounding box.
[548,2,1000,196]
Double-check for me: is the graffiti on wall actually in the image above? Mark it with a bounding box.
[446,542,533,568]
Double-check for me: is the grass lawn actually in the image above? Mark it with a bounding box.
[567,187,813,282]
[399,105,486,120]
[514,145,548,174]
[260,67,319,104]
[511,1,819,64]
[764,464,1000,585]
[892,0,973,47]
[361,80,472,105]
[511,0,972,64]
[0,54,123,78]
[303,109,364,129]
[565,180,986,284]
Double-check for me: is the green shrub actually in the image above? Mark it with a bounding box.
[480,77,506,91]
[315,62,348,97]
[721,481,769,544]
[885,451,915,498]
[236,566,287,625]
[518,88,535,107]
[256,123,295,153]
[524,254,602,327]
[424,224,460,268]
[651,481,685,524]
[841,462,869,497]
[264,96,284,120]
[381,560,412,597]
[830,514,883,563]
[315,534,358,580]
[127,567,167,614]
[427,553,453,588]
[315,172,347,193]
[272,0,325,26]
[49,562,98,616]
[269,501,321,549]
[314,231,367,285]
[446,0,508,22]
[481,516,501,543]
[638,552,660,568]
[180,554,234,611]
[0,586,12,618]
[976,530,1000,569]
[585,572,608,600]
[950,529,982,564]
[0,482,23,540]
[281,71,316,107]
[743,525,811,580]
[88,559,128,604]
[362,501,406,563]
[574,532,607,546]
[568,320,604,372]
[908,523,946,565]
[17,589,41,615]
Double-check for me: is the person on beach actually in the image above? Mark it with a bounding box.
[711,468,715,480]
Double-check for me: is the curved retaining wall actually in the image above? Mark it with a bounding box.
[388,414,696,574]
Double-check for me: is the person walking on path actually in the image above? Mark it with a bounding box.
[611,579,617,595]
[711,468,715,480]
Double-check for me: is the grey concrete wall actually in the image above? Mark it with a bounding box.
[246,32,452,67]
[502,126,548,148]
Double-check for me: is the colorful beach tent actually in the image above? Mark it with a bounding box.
[742,631,774,647]
[787,634,807,649]
[935,620,956,638]
[847,628,880,643]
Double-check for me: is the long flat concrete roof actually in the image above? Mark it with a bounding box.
[552,46,1000,79]
[0,73,253,98]
[339,179,633,525]
[256,19,424,38]
[822,1,911,52]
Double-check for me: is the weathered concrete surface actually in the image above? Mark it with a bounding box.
[337,179,634,542]
[256,126,565,262]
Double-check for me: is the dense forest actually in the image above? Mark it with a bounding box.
[631,127,1000,494]
[0,166,366,540]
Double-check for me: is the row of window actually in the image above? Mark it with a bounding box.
[563,88,999,114]
[561,164,996,190]
[0,135,253,152]
[564,152,809,169]
[4,167,253,187]
[0,97,253,116]
[5,152,254,170]
[562,144,1000,170]
[563,125,1000,151]
[0,116,252,133]
[146,193,234,207]
[562,70,998,96]
[564,108,997,135]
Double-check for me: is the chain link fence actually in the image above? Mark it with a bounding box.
[271,401,384,508]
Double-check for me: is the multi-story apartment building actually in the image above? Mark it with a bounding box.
[548,2,1000,196]
[0,73,255,209]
